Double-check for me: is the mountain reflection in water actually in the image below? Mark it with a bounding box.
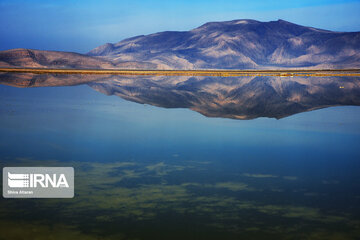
[1,72,360,119]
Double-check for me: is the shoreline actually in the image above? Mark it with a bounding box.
[0,67,360,77]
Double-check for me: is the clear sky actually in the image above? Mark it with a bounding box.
[0,0,359,53]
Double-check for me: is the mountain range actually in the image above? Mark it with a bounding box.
[1,19,360,69]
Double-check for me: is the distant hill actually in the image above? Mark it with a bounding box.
[0,49,157,69]
[1,19,360,69]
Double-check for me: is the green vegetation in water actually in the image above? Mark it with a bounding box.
[0,157,359,240]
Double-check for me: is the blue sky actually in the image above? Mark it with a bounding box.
[0,0,359,53]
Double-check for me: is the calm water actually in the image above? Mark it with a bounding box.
[1,73,360,239]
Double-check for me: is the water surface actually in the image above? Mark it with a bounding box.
[0,73,360,239]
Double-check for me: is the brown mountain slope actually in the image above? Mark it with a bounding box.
[0,48,159,69]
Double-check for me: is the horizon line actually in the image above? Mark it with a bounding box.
[1,68,360,77]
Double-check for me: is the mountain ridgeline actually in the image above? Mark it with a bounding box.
[1,19,360,69]
[88,19,360,69]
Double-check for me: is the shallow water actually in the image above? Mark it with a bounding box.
[0,74,360,239]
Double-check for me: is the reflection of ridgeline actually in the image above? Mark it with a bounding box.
[1,73,360,119]
[88,75,360,119]
[0,72,113,88]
